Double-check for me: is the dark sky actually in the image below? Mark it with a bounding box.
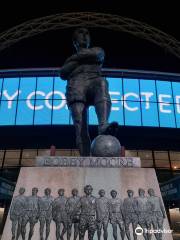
[0,1,180,73]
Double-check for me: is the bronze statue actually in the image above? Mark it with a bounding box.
[52,189,67,240]
[76,185,97,240]
[23,187,40,240]
[134,188,151,240]
[147,188,166,240]
[96,189,109,240]
[60,28,118,156]
[10,187,27,240]
[109,190,125,240]
[39,188,53,240]
[123,190,138,240]
[66,188,80,240]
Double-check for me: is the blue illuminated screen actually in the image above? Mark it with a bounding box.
[0,76,180,128]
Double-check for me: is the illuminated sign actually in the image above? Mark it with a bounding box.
[0,76,180,128]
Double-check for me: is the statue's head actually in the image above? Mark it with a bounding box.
[148,188,155,196]
[58,188,65,196]
[98,189,105,197]
[19,187,25,195]
[127,189,134,197]
[45,188,51,196]
[138,188,145,197]
[84,185,93,196]
[32,187,38,195]
[72,28,90,50]
[72,188,78,196]
[110,189,117,199]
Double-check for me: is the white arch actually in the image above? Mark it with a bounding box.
[0,12,180,59]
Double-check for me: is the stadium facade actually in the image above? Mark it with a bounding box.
[0,67,180,235]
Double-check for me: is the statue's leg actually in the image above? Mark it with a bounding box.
[11,219,17,240]
[67,222,72,240]
[112,223,118,240]
[70,102,91,156]
[124,220,131,240]
[103,222,108,240]
[95,100,112,134]
[39,218,45,240]
[74,223,79,240]
[97,221,102,240]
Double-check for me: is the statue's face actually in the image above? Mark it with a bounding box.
[19,187,25,195]
[99,189,105,197]
[73,28,90,49]
[45,188,51,196]
[84,185,93,195]
[72,189,78,196]
[127,190,133,197]
[32,188,38,195]
[58,189,64,196]
[148,189,154,196]
[139,189,145,197]
[111,190,117,199]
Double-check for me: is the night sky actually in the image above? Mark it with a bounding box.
[0,1,180,73]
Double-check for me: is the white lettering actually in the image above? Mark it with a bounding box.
[159,94,171,113]
[110,91,120,111]
[45,91,66,110]
[175,96,180,113]
[26,91,45,110]
[141,92,153,109]
[3,90,20,109]
[123,93,139,111]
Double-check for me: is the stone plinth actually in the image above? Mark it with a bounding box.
[2,162,173,240]
[36,156,141,168]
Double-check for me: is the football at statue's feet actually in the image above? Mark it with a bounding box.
[91,135,121,157]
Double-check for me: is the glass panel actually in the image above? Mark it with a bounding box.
[1,78,20,100]
[140,79,157,102]
[53,77,66,100]
[0,78,3,100]
[0,100,17,125]
[22,149,37,159]
[124,101,141,126]
[155,160,170,168]
[71,149,80,156]
[125,150,138,157]
[89,101,124,125]
[138,151,153,160]
[107,77,122,101]
[55,149,72,156]
[171,81,180,104]
[5,150,20,159]
[0,150,4,159]
[16,100,34,125]
[36,77,54,99]
[52,99,69,124]
[19,77,36,100]
[174,103,180,128]
[154,151,169,160]
[34,100,52,125]
[123,78,140,101]
[21,158,35,166]
[110,101,124,125]
[141,102,159,127]
[156,81,173,103]
[171,161,180,169]
[170,151,180,161]
[3,158,19,167]
[38,149,50,156]
[158,103,176,128]
[141,160,154,167]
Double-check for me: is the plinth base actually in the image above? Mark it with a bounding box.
[2,166,173,240]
